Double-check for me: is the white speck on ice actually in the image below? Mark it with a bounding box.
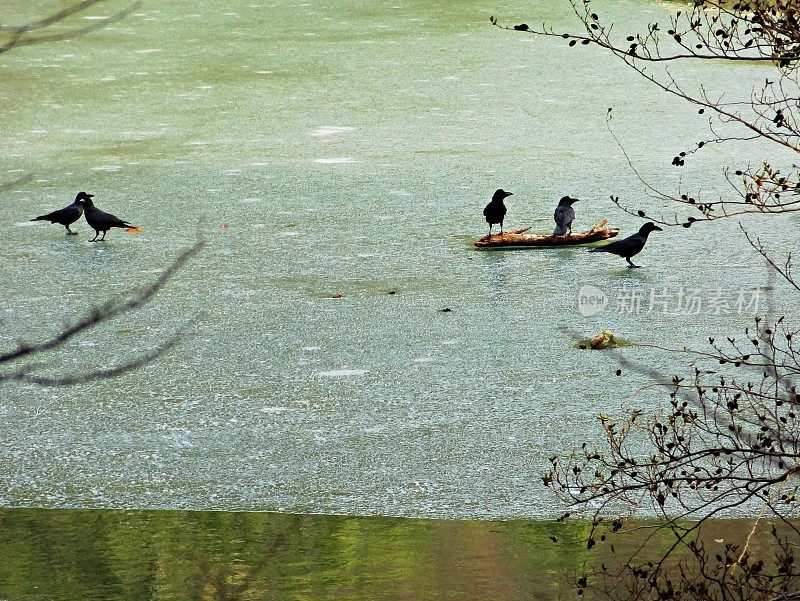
[310,126,355,137]
[314,157,358,164]
[317,368,369,378]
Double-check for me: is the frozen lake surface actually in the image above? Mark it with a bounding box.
[0,0,798,518]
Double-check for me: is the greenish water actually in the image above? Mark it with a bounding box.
[0,507,784,601]
[0,507,648,601]
[0,0,798,518]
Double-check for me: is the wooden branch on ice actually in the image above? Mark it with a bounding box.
[474,219,620,248]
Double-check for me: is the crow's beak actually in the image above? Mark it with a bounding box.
[654,226,663,231]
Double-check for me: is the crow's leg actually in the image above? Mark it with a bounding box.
[500,220,504,235]
[626,257,641,268]
[90,230,99,242]
[99,230,107,241]
[64,224,76,235]
[488,224,493,236]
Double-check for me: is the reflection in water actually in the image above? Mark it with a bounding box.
[481,250,508,299]
[551,247,580,288]
[0,508,588,601]
[607,271,654,316]
[0,509,783,601]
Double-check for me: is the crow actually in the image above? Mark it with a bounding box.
[553,196,579,235]
[589,222,663,268]
[483,189,513,235]
[78,195,139,241]
[30,192,89,234]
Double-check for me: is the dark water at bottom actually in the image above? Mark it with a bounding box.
[0,508,775,601]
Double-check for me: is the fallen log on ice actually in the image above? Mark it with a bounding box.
[474,219,620,248]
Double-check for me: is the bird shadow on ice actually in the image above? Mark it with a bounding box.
[615,268,656,284]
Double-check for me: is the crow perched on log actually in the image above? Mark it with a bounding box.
[589,222,662,268]
[483,189,513,235]
[30,192,89,234]
[78,195,140,241]
[553,196,579,235]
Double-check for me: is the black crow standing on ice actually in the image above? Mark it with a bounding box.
[553,196,579,235]
[78,195,139,241]
[483,189,513,235]
[30,192,88,234]
[589,222,663,268]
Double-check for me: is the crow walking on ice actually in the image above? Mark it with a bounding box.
[78,195,139,242]
[30,192,89,235]
[589,222,662,268]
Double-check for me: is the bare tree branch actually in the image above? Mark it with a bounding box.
[498,2,800,598]
[494,0,800,226]
[0,0,141,55]
[0,238,205,386]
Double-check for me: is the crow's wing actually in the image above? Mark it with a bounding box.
[554,205,573,227]
[87,207,132,229]
[591,234,645,257]
[483,202,506,223]
[553,206,566,227]
[34,203,82,224]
